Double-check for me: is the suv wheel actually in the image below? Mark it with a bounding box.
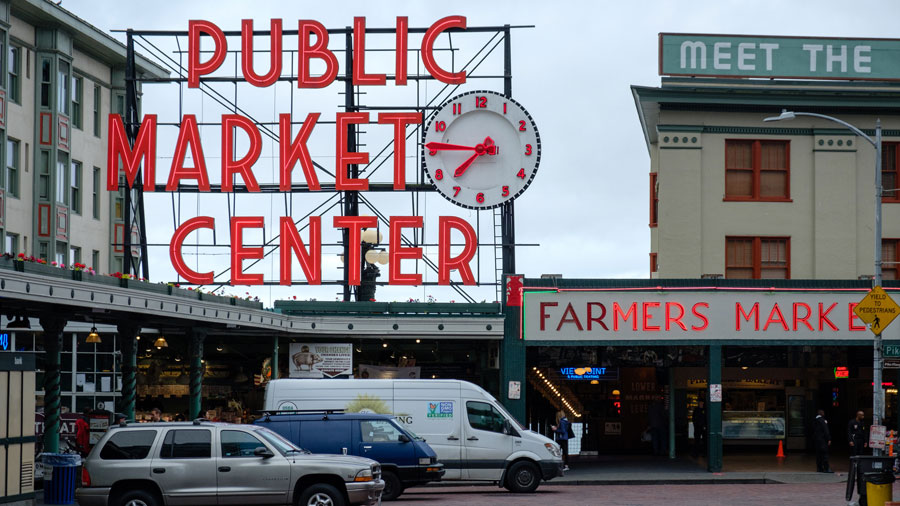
[381,470,404,501]
[298,483,346,506]
[118,489,160,506]
[504,461,540,493]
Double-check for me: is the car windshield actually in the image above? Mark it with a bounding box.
[254,426,309,455]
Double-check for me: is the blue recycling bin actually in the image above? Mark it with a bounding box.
[42,453,81,505]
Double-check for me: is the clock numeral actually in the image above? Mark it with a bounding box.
[434,169,444,181]
[476,192,485,204]
[452,103,461,115]
[502,186,510,197]
[475,96,487,108]
[453,186,461,197]
[435,120,447,132]
[519,120,527,132]
[517,168,526,179]
[525,144,533,156]
[503,103,507,114]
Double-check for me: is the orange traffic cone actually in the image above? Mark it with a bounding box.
[776,440,785,458]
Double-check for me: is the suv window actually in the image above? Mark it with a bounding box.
[221,430,265,458]
[160,429,211,459]
[100,430,157,460]
[360,420,403,443]
[466,401,506,434]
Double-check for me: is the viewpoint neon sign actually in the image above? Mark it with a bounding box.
[109,17,481,286]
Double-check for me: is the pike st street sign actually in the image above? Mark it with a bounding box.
[854,286,900,336]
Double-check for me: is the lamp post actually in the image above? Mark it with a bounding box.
[764,109,884,453]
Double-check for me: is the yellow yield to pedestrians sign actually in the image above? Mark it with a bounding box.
[854,286,900,335]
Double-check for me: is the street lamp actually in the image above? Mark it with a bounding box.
[764,109,884,452]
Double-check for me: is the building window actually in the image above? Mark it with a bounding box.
[649,173,658,227]
[726,236,790,279]
[69,246,81,266]
[58,60,70,115]
[71,160,82,214]
[38,151,50,200]
[882,143,900,202]
[725,140,790,201]
[55,242,66,266]
[93,85,101,137]
[5,233,18,255]
[8,44,20,104]
[6,138,19,198]
[884,239,900,280]
[40,58,51,108]
[650,252,658,274]
[57,153,68,205]
[72,76,83,129]
[115,94,124,116]
[38,242,48,261]
[92,249,100,271]
[93,167,101,219]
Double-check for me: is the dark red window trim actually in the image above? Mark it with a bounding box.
[725,236,791,279]
[650,252,658,274]
[649,173,658,228]
[724,139,791,202]
[883,142,900,203]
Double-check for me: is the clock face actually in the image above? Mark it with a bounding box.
[422,90,541,209]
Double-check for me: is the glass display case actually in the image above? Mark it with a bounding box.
[722,411,786,439]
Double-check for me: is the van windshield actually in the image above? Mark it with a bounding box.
[491,401,526,431]
[254,426,309,455]
[395,422,425,442]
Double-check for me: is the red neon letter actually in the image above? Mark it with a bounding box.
[241,19,282,87]
[793,302,814,331]
[691,302,710,331]
[763,303,789,331]
[166,115,210,191]
[540,302,558,331]
[849,303,867,331]
[395,16,408,85]
[298,20,338,88]
[389,216,423,285]
[221,115,261,192]
[352,17,386,85]
[170,216,214,284]
[642,302,661,331]
[665,302,687,331]
[438,216,476,285]
[421,16,467,84]
[736,302,759,331]
[188,20,227,88]
[230,216,264,285]
[587,302,609,331]
[613,302,638,331]
[336,112,370,191]
[819,302,839,331]
[279,113,321,191]
[107,114,156,191]
[334,215,378,286]
[556,303,584,331]
[280,216,321,285]
[378,112,421,190]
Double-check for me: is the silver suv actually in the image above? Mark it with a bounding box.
[75,421,384,506]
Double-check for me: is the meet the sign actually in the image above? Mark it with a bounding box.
[660,33,900,81]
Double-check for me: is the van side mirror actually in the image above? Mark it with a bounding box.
[254,446,275,458]
[399,434,411,443]
[502,420,512,435]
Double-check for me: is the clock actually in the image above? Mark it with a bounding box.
[422,90,541,209]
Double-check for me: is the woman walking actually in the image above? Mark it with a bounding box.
[551,410,571,471]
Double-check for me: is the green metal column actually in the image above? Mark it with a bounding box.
[669,366,676,459]
[272,336,279,380]
[189,328,207,420]
[117,323,140,422]
[39,316,66,454]
[707,344,723,472]
[501,304,526,423]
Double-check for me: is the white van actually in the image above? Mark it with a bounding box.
[264,379,564,492]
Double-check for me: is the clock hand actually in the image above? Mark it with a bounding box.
[453,153,479,178]
[425,141,478,152]
[453,137,498,178]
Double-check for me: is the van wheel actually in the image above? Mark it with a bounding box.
[381,470,404,501]
[504,461,540,493]
[118,489,160,506]
[297,484,346,506]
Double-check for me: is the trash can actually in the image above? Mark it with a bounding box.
[865,472,895,506]
[42,453,82,505]
[848,456,898,506]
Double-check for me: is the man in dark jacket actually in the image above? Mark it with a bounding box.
[847,410,867,456]
[813,409,833,473]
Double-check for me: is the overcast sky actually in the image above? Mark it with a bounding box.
[61,0,900,306]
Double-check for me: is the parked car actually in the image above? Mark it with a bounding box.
[255,411,444,500]
[75,420,384,506]
[264,379,564,493]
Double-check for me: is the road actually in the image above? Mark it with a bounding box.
[400,483,857,505]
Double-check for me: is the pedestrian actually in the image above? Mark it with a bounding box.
[150,408,162,422]
[692,401,707,457]
[648,396,667,456]
[75,408,91,458]
[847,410,868,457]
[550,410,571,471]
[814,409,833,473]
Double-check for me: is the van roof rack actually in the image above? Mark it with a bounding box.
[257,409,345,421]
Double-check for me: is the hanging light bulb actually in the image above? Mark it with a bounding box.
[154,336,169,349]
[86,326,101,344]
